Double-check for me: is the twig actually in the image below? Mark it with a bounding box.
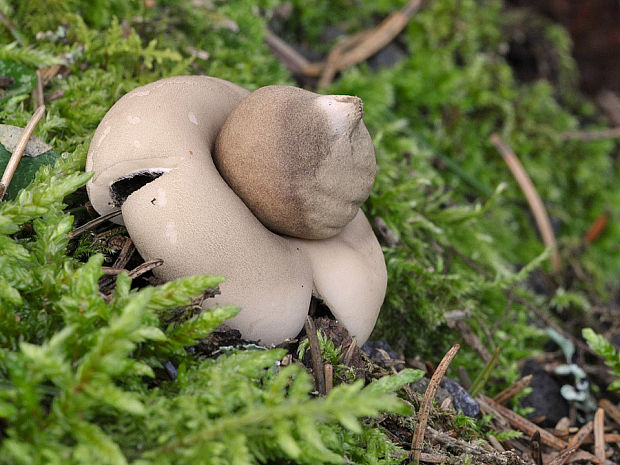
[560,126,620,141]
[477,392,509,428]
[0,105,46,200]
[34,70,44,108]
[492,375,532,405]
[602,433,620,444]
[263,30,313,76]
[67,209,122,239]
[343,337,357,366]
[304,316,326,395]
[567,420,592,450]
[112,237,135,269]
[317,31,368,88]
[453,320,492,362]
[319,0,422,88]
[101,267,126,275]
[490,133,561,273]
[102,259,164,278]
[479,400,602,463]
[324,363,333,394]
[547,447,578,465]
[599,399,620,426]
[127,258,163,279]
[418,452,449,463]
[530,431,543,465]
[487,434,504,452]
[318,0,422,88]
[425,426,527,465]
[553,416,571,438]
[37,65,62,87]
[479,395,568,449]
[265,0,422,86]
[593,407,606,463]
[411,344,459,463]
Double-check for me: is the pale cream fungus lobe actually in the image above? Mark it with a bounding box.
[86,76,386,346]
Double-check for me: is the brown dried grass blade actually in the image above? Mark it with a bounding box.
[593,407,606,463]
[479,395,567,449]
[0,105,46,200]
[567,420,592,449]
[67,209,122,239]
[318,0,422,87]
[530,431,543,465]
[304,316,326,395]
[600,399,620,426]
[127,258,163,279]
[411,344,460,463]
[267,1,422,85]
[480,395,603,463]
[324,363,333,394]
[493,375,533,405]
[489,134,561,273]
[560,126,620,141]
[263,30,312,76]
[547,447,578,465]
[33,69,44,108]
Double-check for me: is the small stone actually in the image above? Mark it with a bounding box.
[440,378,480,418]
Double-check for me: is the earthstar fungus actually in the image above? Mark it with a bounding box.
[86,76,386,346]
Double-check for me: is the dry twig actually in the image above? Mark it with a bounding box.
[418,452,449,463]
[479,396,603,463]
[479,395,568,449]
[547,447,578,465]
[492,375,533,405]
[600,399,620,426]
[263,31,312,76]
[343,337,357,366]
[318,0,422,87]
[34,70,44,108]
[411,344,459,463]
[530,431,543,465]
[593,407,606,463]
[67,209,122,239]
[112,237,135,269]
[560,126,620,141]
[425,426,527,465]
[452,320,492,362]
[324,363,333,394]
[127,259,163,279]
[0,105,46,200]
[567,420,592,450]
[265,0,422,87]
[489,133,561,273]
[304,316,326,395]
